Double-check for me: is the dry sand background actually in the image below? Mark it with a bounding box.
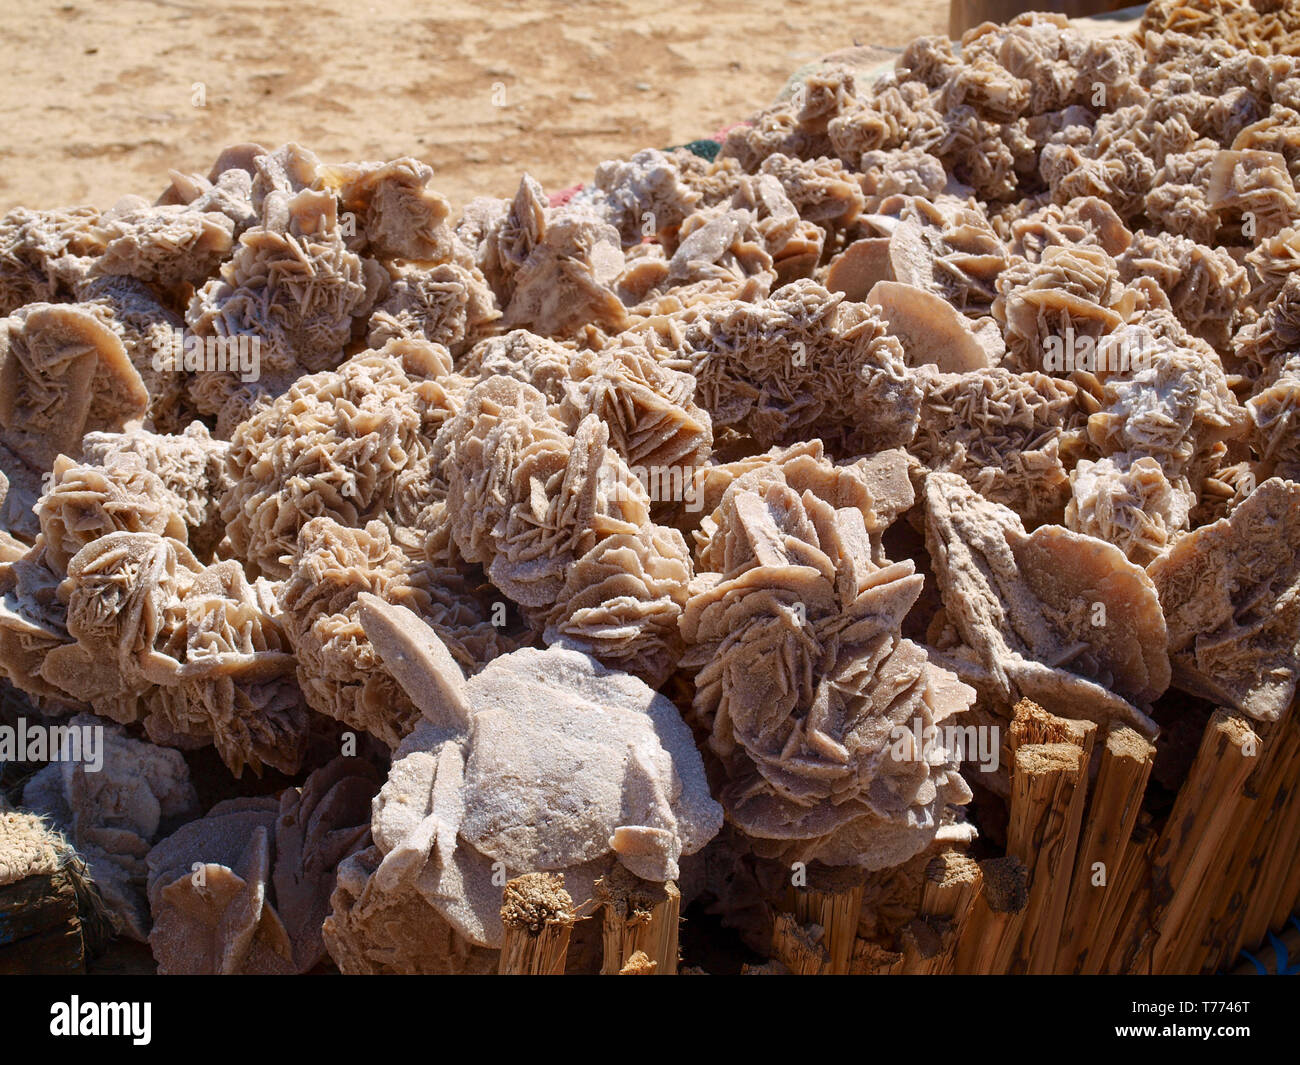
[1,0,945,214]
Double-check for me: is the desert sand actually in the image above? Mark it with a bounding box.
[0,0,945,213]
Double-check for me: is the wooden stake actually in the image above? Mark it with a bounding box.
[1149,714,1259,974]
[912,852,982,975]
[920,851,983,918]
[898,918,951,975]
[1267,779,1300,930]
[1259,708,1300,936]
[847,935,904,975]
[1058,723,1155,973]
[1006,742,1088,973]
[1188,714,1300,972]
[784,863,865,975]
[1161,787,1258,974]
[1094,823,1156,974]
[498,873,575,975]
[1118,711,1257,974]
[594,867,681,976]
[952,856,1028,974]
[1236,716,1300,953]
[772,911,831,975]
[1008,697,1098,763]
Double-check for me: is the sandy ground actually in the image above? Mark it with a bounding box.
[0,0,945,214]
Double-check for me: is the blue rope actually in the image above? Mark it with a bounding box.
[1238,915,1300,974]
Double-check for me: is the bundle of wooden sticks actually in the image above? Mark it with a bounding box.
[494,697,1300,975]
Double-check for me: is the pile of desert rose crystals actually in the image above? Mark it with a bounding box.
[1,7,1299,974]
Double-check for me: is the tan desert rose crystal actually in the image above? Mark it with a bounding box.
[221,343,455,579]
[458,328,573,404]
[579,148,704,246]
[1248,358,1300,481]
[680,278,920,454]
[22,716,197,940]
[36,452,189,575]
[79,422,230,560]
[145,796,292,975]
[355,594,721,950]
[323,844,498,975]
[433,376,691,683]
[320,157,455,263]
[89,199,234,287]
[558,339,713,471]
[1148,477,1300,723]
[147,559,310,777]
[913,367,1086,524]
[74,275,192,434]
[186,185,383,435]
[1115,230,1248,354]
[1065,454,1189,567]
[887,197,1011,318]
[0,547,73,703]
[923,472,1167,734]
[145,758,378,974]
[993,243,1138,373]
[681,460,973,869]
[1000,195,1132,264]
[0,206,104,316]
[0,303,148,473]
[40,532,202,725]
[463,174,629,337]
[1086,321,1249,495]
[271,757,382,972]
[279,516,509,749]
[0,445,41,545]
[366,260,500,356]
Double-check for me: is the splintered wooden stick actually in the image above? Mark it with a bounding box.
[1147,713,1259,974]
[910,852,982,975]
[1162,785,1259,975]
[1008,698,1098,764]
[1002,699,1102,971]
[848,935,904,975]
[594,867,681,976]
[784,864,865,976]
[1265,760,1300,932]
[952,856,1028,974]
[898,918,951,975]
[921,852,982,926]
[772,863,866,977]
[1095,823,1156,974]
[1270,788,1300,929]
[1231,804,1291,961]
[1006,742,1088,974]
[1193,714,1300,972]
[1237,712,1300,953]
[1121,711,1257,974]
[1057,723,1155,973]
[772,911,832,975]
[498,873,576,975]
[1260,708,1300,936]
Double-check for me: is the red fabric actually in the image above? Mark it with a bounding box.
[711,120,751,141]
[547,183,583,207]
